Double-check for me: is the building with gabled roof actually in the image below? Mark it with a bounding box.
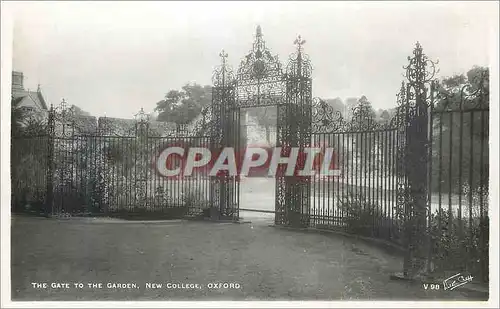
[11,71,49,115]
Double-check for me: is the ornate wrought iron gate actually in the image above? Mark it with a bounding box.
[210,26,313,226]
[11,27,489,282]
[207,30,489,280]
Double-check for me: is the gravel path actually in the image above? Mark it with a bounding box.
[11,216,484,301]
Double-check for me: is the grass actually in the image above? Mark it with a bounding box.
[10,216,487,301]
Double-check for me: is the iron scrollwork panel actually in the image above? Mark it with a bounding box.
[275,102,288,225]
[221,86,240,219]
[210,86,223,215]
[278,74,313,228]
[210,84,239,220]
[397,42,438,277]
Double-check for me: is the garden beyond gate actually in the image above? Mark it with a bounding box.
[11,27,489,282]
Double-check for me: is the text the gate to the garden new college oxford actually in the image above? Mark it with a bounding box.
[12,26,489,282]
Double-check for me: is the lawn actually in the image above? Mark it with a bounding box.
[10,215,486,301]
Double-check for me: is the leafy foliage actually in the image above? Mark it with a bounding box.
[378,109,391,124]
[11,96,25,137]
[344,97,360,120]
[70,104,91,116]
[339,192,403,244]
[431,66,489,194]
[11,97,50,212]
[11,139,48,212]
[429,190,489,282]
[325,97,345,115]
[246,106,277,144]
[155,83,212,124]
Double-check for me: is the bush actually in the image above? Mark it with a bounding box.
[102,182,210,217]
[431,184,489,281]
[429,207,489,282]
[11,187,47,214]
[52,182,88,213]
[339,192,403,244]
[179,184,211,216]
[11,144,48,212]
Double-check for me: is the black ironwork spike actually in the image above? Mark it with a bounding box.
[256,25,262,38]
[294,34,306,52]
[219,49,228,64]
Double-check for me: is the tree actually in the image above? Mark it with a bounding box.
[351,96,376,127]
[155,83,212,124]
[11,96,49,211]
[344,97,359,120]
[349,96,378,173]
[431,66,489,194]
[246,107,277,144]
[11,96,26,137]
[71,104,91,116]
[379,109,391,124]
[326,97,345,114]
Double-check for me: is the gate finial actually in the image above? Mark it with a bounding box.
[294,35,306,53]
[219,49,228,65]
[256,25,262,38]
[135,107,149,123]
[212,49,234,87]
[404,41,438,85]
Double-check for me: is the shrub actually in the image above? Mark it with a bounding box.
[429,186,489,282]
[179,183,211,215]
[52,182,87,213]
[102,182,210,217]
[339,192,403,244]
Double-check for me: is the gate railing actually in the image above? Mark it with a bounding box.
[11,37,489,283]
[428,68,490,282]
[307,43,489,282]
[309,97,404,245]
[11,105,213,219]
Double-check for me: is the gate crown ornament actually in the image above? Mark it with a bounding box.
[286,34,312,78]
[54,98,75,122]
[212,49,235,87]
[134,107,150,124]
[219,49,228,65]
[294,35,306,54]
[237,25,283,81]
[404,41,439,86]
[50,98,77,130]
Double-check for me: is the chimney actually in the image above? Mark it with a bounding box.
[12,71,24,91]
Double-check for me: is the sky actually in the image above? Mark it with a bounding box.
[9,1,498,119]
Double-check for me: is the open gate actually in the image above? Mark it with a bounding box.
[209,26,313,226]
